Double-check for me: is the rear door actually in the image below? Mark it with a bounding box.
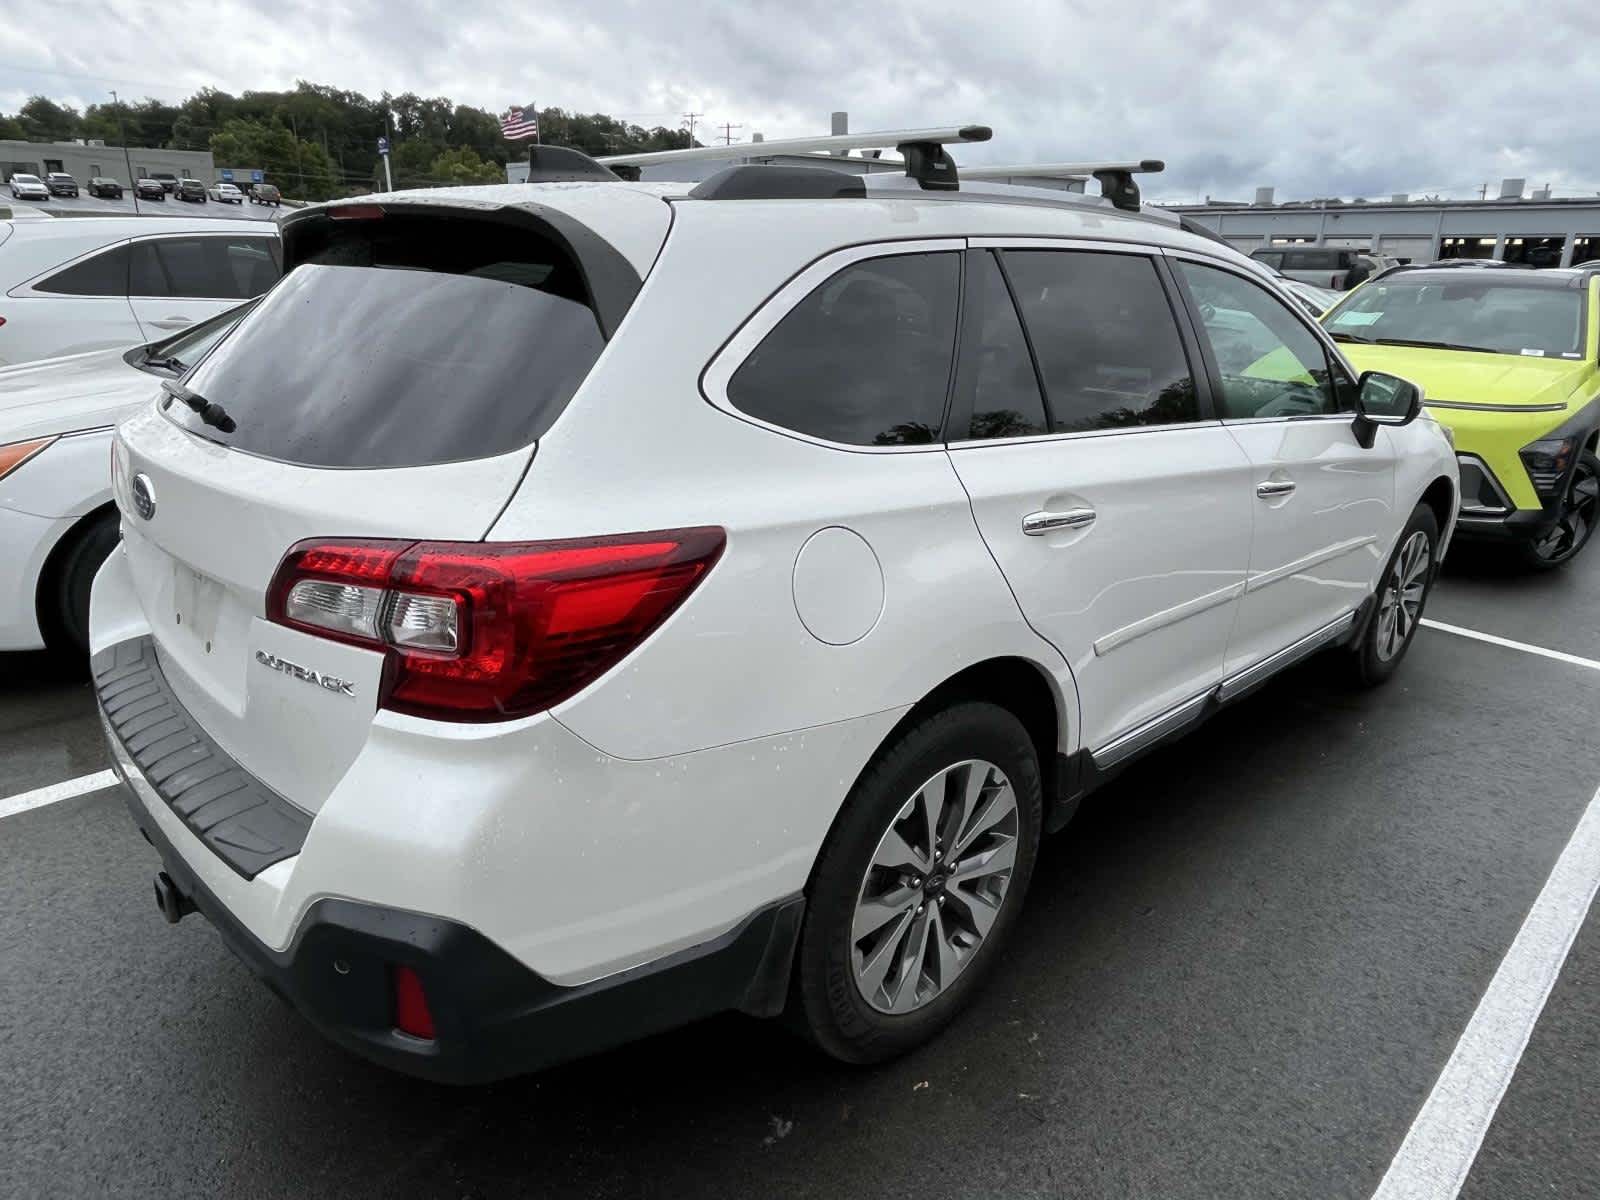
[1169,255,1396,679]
[126,232,281,337]
[948,242,1254,760]
[3,237,142,365]
[110,208,627,811]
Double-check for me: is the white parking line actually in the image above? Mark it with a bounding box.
[1371,780,1600,1200]
[1421,618,1600,673]
[0,769,120,820]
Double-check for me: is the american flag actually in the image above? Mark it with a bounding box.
[500,106,539,141]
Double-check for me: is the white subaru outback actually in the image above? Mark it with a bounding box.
[93,139,1457,1082]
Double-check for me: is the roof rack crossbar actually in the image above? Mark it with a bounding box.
[601,125,991,189]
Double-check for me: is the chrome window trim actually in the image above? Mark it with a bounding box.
[699,237,967,456]
[946,418,1223,450]
[1426,399,1568,413]
[968,235,1166,255]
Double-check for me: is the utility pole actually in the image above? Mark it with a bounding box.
[717,122,743,146]
[1479,181,1489,200]
[682,111,702,146]
[289,111,306,198]
[110,89,139,214]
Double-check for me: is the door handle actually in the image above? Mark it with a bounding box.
[1022,508,1096,535]
[149,316,192,330]
[1256,480,1297,498]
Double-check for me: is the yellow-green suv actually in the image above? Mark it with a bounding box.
[1323,266,1600,568]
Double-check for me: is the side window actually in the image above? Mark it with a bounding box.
[726,252,960,446]
[1176,260,1337,419]
[1001,250,1199,432]
[1254,251,1285,270]
[34,243,129,296]
[131,237,280,300]
[956,251,1048,440]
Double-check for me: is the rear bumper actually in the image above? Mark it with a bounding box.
[119,776,802,1083]
[99,633,806,1081]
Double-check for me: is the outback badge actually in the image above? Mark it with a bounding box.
[255,649,356,698]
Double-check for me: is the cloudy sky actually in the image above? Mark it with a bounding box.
[3,0,1597,202]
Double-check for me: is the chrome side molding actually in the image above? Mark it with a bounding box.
[1217,611,1357,703]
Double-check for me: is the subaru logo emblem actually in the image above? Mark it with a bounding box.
[131,473,156,521]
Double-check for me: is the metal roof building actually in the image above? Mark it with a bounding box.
[1166,181,1600,267]
[0,139,214,188]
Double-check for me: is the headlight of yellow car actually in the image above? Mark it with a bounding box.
[0,436,57,479]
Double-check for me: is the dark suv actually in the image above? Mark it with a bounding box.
[249,182,282,207]
[45,173,79,197]
[175,178,208,203]
[87,177,124,199]
[1249,246,1389,290]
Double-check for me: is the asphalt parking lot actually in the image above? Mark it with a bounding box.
[4,190,282,222]
[2,544,1598,1199]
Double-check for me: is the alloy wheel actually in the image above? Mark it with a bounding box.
[1531,458,1599,565]
[850,759,1019,1014]
[1375,529,1432,662]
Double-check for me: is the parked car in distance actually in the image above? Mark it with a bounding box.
[1325,265,1600,567]
[248,182,281,206]
[87,177,125,199]
[45,173,80,197]
[8,173,49,201]
[135,178,166,201]
[175,179,207,203]
[1424,258,1532,270]
[1276,276,1340,316]
[98,173,1458,1084]
[0,304,249,654]
[0,214,280,366]
[208,181,244,204]
[150,172,178,194]
[1250,246,1391,290]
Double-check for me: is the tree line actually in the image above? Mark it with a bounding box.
[0,84,697,200]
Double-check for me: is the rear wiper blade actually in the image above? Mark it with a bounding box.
[161,378,235,433]
[143,354,186,373]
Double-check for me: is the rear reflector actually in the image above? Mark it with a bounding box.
[266,528,725,721]
[391,965,435,1040]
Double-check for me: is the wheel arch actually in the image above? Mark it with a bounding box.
[1419,473,1455,536]
[34,501,118,649]
[814,655,1071,888]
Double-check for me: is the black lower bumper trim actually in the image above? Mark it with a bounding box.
[120,786,804,1084]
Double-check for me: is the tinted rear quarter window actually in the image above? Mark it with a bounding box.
[35,243,129,296]
[171,215,606,468]
[1000,250,1198,431]
[956,250,1048,439]
[727,252,960,446]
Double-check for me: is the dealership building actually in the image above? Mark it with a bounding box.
[1166,180,1600,267]
[0,139,214,186]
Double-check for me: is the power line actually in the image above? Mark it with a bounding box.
[681,111,702,144]
[716,121,742,146]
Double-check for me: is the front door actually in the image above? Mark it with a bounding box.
[1169,257,1397,678]
[947,244,1255,758]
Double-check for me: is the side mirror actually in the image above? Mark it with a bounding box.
[1353,370,1423,448]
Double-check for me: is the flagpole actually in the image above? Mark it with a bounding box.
[535,102,541,145]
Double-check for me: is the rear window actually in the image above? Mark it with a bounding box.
[168,216,607,468]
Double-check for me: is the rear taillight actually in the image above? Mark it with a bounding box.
[266,528,725,721]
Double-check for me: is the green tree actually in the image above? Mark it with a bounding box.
[209,117,338,201]
[427,146,504,186]
[17,96,80,141]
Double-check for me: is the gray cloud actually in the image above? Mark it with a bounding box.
[4,0,1598,201]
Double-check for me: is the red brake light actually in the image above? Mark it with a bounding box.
[266,528,725,721]
[390,965,435,1039]
[329,204,386,221]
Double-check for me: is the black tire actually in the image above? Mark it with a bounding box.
[1518,449,1600,571]
[43,513,120,658]
[794,701,1043,1064]
[1351,502,1440,687]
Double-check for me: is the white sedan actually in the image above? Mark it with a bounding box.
[208,181,244,203]
[0,304,248,654]
[8,173,50,200]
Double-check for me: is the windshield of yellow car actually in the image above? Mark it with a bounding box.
[1325,277,1586,359]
